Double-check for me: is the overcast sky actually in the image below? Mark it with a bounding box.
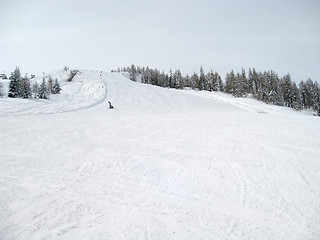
[1,0,319,82]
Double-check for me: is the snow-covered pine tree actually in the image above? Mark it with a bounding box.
[47,75,54,94]
[291,82,302,110]
[0,82,3,97]
[242,69,249,95]
[199,66,206,91]
[257,71,268,102]
[206,70,214,92]
[32,82,39,98]
[248,68,259,97]
[312,81,320,115]
[184,74,190,88]
[52,78,62,94]
[150,69,160,86]
[247,68,254,94]
[310,80,319,111]
[225,70,236,94]
[175,70,184,89]
[299,81,307,108]
[212,72,219,91]
[168,69,173,88]
[260,71,270,102]
[233,72,247,98]
[38,78,49,99]
[171,70,177,88]
[129,64,137,81]
[8,67,21,98]
[190,72,199,90]
[217,72,224,91]
[280,74,293,107]
[233,69,249,97]
[300,79,315,109]
[159,71,168,87]
[20,74,32,99]
[145,67,152,85]
[268,71,283,106]
[140,67,146,84]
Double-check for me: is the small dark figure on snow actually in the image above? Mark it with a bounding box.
[108,101,114,109]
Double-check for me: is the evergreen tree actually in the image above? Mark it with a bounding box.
[249,68,259,98]
[225,70,236,94]
[52,78,62,94]
[20,74,32,99]
[184,74,190,88]
[217,73,224,91]
[312,82,320,115]
[8,67,21,98]
[129,64,137,81]
[38,78,49,99]
[47,75,54,94]
[150,69,160,86]
[258,71,269,102]
[32,82,39,98]
[213,72,220,91]
[158,71,167,87]
[140,67,146,84]
[300,79,316,109]
[233,72,242,97]
[263,70,283,105]
[299,81,307,108]
[280,74,293,107]
[206,70,214,92]
[175,70,184,89]
[171,70,177,88]
[291,82,302,110]
[168,69,173,88]
[241,68,249,95]
[206,70,220,92]
[190,72,199,90]
[233,69,248,98]
[199,66,206,90]
[0,82,3,97]
[308,79,317,110]
[247,68,254,94]
[141,67,149,84]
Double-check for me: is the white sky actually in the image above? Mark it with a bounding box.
[1,0,319,82]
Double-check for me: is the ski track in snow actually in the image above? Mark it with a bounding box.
[0,71,320,240]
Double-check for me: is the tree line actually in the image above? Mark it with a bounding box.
[5,67,61,99]
[114,65,320,116]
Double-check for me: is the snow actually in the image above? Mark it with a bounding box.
[0,71,320,240]
[0,71,106,115]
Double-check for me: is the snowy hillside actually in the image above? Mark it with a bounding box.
[0,71,319,240]
[0,70,106,115]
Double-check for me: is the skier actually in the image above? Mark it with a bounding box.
[108,101,114,109]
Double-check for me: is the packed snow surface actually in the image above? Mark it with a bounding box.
[0,71,319,239]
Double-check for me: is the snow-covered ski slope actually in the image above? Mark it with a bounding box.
[0,71,106,115]
[0,71,320,240]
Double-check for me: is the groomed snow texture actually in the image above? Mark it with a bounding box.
[0,71,319,240]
